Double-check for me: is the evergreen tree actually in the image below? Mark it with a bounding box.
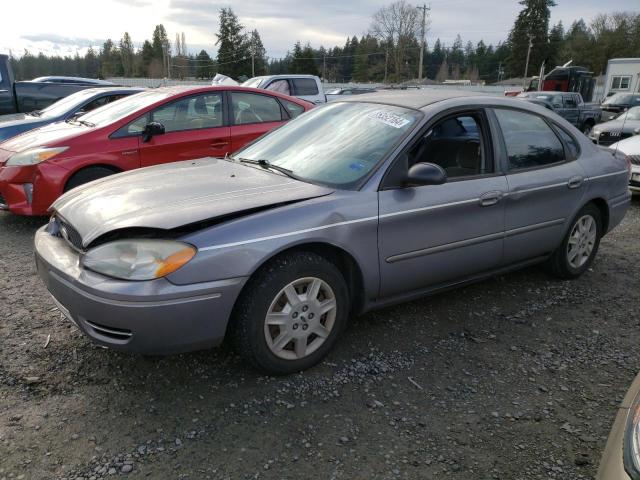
[151,24,170,76]
[547,21,565,69]
[85,47,100,78]
[215,7,250,78]
[506,0,556,78]
[119,32,134,77]
[195,49,214,78]
[248,29,267,76]
[140,40,154,76]
[436,59,448,82]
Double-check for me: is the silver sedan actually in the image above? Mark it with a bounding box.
[34,90,632,374]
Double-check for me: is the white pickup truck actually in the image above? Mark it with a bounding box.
[241,75,326,104]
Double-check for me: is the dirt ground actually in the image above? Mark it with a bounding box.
[1,198,639,480]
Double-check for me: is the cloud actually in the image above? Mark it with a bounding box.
[21,34,105,49]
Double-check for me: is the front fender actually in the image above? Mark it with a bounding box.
[168,190,380,298]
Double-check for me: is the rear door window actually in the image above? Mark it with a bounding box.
[292,78,319,96]
[494,109,565,170]
[231,92,283,125]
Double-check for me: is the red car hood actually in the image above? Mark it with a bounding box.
[0,121,90,153]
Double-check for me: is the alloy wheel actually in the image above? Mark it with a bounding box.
[264,277,337,360]
[566,214,597,269]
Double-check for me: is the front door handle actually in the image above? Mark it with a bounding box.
[567,176,584,189]
[479,191,503,207]
[211,140,229,149]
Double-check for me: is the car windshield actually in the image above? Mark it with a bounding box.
[77,90,172,127]
[617,107,640,121]
[236,102,422,189]
[603,94,633,105]
[37,89,101,118]
[241,77,264,88]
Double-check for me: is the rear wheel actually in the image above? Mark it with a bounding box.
[547,204,602,279]
[64,166,117,192]
[230,252,349,375]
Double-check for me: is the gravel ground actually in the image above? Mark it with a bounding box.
[0,198,639,480]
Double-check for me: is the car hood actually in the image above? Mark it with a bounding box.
[595,119,640,133]
[0,113,35,124]
[53,157,334,247]
[609,135,640,154]
[0,120,88,152]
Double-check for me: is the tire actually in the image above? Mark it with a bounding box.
[64,166,117,192]
[230,252,350,375]
[581,121,594,136]
[547,203,602,279]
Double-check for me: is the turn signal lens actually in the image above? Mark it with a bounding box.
[83,239,196,281]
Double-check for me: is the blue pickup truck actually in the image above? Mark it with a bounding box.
[517,91,602,135]
[0,54,114,116]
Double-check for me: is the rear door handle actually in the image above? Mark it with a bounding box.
[479,191,503,207]
[567,176,584,189]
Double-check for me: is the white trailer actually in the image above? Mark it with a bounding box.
[603,58,640,98]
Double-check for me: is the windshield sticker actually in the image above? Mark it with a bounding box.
[366,110,410,129]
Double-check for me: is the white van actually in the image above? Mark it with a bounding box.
[241,75,326,104]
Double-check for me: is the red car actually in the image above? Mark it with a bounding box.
[0,86,313,216]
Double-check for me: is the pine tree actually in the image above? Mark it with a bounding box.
[506,0,556,78]
[546,22,565,69]
[195,49,213,78]
[248,29,267,76]
[120,32,134,77]
[436,59,448,82]
[151,24,170,76]
[215,8,250,79]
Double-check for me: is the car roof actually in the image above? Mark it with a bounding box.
[337,89,486,110]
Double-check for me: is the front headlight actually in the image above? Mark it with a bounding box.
[634,127,640,135]
[624,391,640,478]
[6,146,69,166]
[591,129,601,137]
[82,239,196,281]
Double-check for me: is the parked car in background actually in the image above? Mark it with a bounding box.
[325,87,378,101]
[596,371,640,479]
[610,134,640,194]
[241,75,326,104]
[601,93,640,122]
[589,107,640,146]
[0,85,312,215]
[33,90,630,374]
[517,91,601,134]
[30,76,115,86]
[0,54,115,115]
[0,87,143,142]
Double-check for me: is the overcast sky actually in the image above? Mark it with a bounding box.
[1,0,637,60]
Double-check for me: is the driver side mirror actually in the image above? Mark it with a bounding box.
[142,122,165,143]
[404,162,447,187]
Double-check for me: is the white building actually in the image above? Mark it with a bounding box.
[603,58,640,98]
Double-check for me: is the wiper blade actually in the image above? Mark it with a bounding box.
[78,120,95,127]
[28,110,42,117]
[237,157,296,179]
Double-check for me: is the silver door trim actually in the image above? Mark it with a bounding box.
[386,218,565,263]
[200,197,481,251]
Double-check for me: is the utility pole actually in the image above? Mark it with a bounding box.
[384,48,389,84]
[522,34,533,88]
[322,54,326,82]
[417,4,429,81]
[251,53,255,77]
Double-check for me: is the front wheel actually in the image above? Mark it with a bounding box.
[230,252,350,375]
[581,121,594,136]
[547,204,602,279]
